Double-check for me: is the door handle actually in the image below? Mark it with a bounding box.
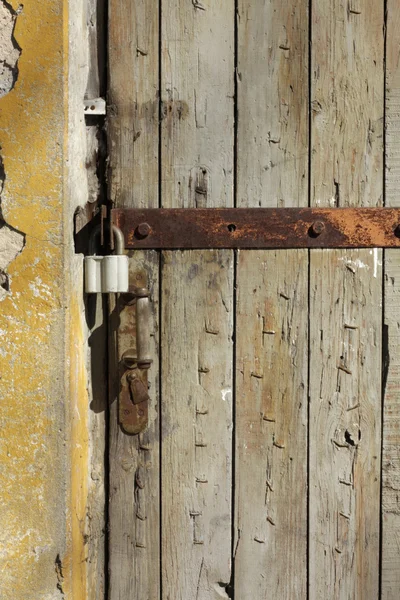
[119,282,153,435]
[134,287,152,370]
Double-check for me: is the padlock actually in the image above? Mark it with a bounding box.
[85,225,129,293]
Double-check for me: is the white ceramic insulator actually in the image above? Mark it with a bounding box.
[85,256,103,293]
[101,255,129,293]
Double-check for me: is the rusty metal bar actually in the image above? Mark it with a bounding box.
[111,207,400,249]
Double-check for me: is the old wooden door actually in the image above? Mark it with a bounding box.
[106,0,400,598]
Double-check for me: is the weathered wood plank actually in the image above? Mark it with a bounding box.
[309,1,384,597]
[86,295,107,600]
[161,0,234,210]
[235,0,309,596]
[235,250,308,598]
[85,0,106,100]
[85,2,107,596]
[382,2,400,597]
[161,251,233,598]
[108,252,160,600]
[108,0,160,597]
[236,0,309,209]
[309,250,382,598]
[108,0,159,208]
[161,1,234,596]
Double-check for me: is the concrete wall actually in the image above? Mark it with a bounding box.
[0,1,96,597]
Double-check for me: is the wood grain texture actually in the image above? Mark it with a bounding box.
[309,250,382,599]
[161,251,233,599]
[237,0,309,209]
[161,1,234,597]
[85,0,106,99]
[309,1,384,597]
[108,0,159,207]
[87,295,107,600]
[85,2,107,595]
[107,0,160,597]
[161,0,234,209]
[235,0,309,596]
[108,252,160,600]
[382,2,400,597]
[235,250,308,599]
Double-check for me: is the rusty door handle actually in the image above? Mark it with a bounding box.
[119,282,153,435]
[134,287,152,370]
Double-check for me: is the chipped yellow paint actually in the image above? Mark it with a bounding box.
[63,293,89,599]
[0,0,89,598]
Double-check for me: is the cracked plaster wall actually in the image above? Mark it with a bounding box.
[0,0,92,598]
[0,1,24,300]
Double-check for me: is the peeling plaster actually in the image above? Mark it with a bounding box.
[0,1,24,300]
[0,0,71,595]
[0,0,21,97]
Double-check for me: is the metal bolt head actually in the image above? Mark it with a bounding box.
[136,222,151,238]
[310,220,325,236]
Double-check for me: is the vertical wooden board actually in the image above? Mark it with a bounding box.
[108,0,159,207]
[108,251,160,600]
[161,1,234,597]
[86,0,106,99]
[235,0,309,596]
[108,0,160,597]
[237,0,309,208]
[309,1,384,597]
[382,253,400,599]
[311,1,384,210]
[161,251,233,598]
[235,250,308,598]
[309,250,382,598]
[87,295,107,600]
[85,3,107,595]
[382,3,400,597]
[161,0,234,208]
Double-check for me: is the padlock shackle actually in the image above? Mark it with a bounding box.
[88,225,101,256]
[88,224,126,255]
[112,225,125,255]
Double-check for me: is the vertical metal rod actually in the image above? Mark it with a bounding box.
[136,289,152,369]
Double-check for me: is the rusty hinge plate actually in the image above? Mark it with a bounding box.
[111,207,400,249]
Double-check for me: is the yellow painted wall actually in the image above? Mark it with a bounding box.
[0,1,89,597]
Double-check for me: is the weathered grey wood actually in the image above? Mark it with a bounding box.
[108,0,160,597]
[85,2,107,596]
[309,250,382,598]
[236,0,309,209]
[85,0,106,99]
[108,0,159,208]
[309,1,384,597]
[382,3,400,597]
[235,250,308,598]
[235,1,309,596]
[382,253,400,599]
[161,1,234,596]
[161,0,234,210]
[161,251,233,598]
[87,295,107,600]
[108,252,160,600]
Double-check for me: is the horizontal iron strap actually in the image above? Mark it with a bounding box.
[111,207,400,250]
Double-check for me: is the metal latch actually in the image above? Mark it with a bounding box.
[118,283,152,434]
[85,225,129,293]
[84,224,153,434]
